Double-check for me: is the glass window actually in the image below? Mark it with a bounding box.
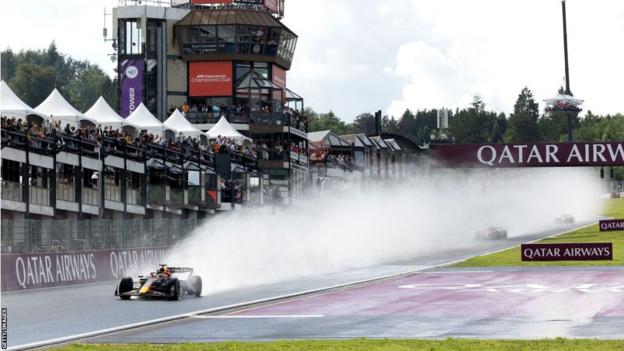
[217,25,236,53]
[237,25,252,43]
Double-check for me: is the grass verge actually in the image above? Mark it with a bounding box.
[53,339,624,351]
[454,198,624,267]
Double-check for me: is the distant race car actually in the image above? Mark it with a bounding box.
[115,264,202,300]
[555,214,575,224]
[475,227,508,240]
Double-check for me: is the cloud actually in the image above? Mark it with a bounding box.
[2,0,623,121]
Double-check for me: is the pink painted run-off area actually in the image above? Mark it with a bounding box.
[230,270,624,319]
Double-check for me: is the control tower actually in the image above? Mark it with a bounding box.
[109,0,308,201]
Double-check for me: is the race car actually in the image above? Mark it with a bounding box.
[115,264,202,300]
[475,227,507,240]
[555,214,575,224]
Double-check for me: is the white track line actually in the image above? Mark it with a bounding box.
[190,315,324,319]
[7,222,597,351]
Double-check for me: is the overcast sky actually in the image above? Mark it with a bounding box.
[1,0,623,121]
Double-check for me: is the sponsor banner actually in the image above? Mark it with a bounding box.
[189,61,233,97]
[1,247,169,292]
[599,219,624,232]
[272,64,286,88]
[429,142,624,167]
[120,58,144,117]
[521,243,612,261]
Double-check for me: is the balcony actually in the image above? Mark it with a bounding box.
[30,186,50,206]
[169,187,185,207]
[1,181,22,202]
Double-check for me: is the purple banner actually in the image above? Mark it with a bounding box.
[430,142,624,167]
[599,219,624,232]
[1,247,169,292]
[521,243,612,261]
[120,58,144,117]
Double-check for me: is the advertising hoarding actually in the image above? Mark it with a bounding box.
[119,58,144,117]
[189,61,233,97]
[599,219,624,232]
[429,142,624,167]
[1,247,170,291]
[521,243,612,261]
[272,64,286,88]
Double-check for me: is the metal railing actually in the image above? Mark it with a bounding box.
[56,182,75,202]
[30,186,50,206]
[1,217,200,254]
[82,187,99,206]
[127,188,140,205]
[105,184,122,202]
[1,181,22,202]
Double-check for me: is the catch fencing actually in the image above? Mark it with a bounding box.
[1,218,199,254]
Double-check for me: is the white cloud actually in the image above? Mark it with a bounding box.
[2,0,623,120]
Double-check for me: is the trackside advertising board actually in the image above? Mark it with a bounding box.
[599,219,624,232]
[521,243,613,261]
[189,61,233,97]
[1,247,169,291]
[429,142,624,167]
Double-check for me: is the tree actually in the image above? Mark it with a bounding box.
[11,63,56,107]
[1,48,17,81]
[505,87,540,142]
[448,96,497,143]
[351,113,375,135]
[308,110,349,135]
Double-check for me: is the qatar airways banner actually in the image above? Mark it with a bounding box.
[120,58,144,117]
[599,219,624,232]
[1,247,169,292]
[521,243,613,261]
[429,142,624,167]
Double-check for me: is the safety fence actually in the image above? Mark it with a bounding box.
[1,218,200,254]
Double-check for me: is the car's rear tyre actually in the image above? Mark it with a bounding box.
[118,277,133,300]
[168,279,180,301]
[188,275,202,297]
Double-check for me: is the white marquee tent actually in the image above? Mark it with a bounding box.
[0,81,46,121]
[205,116,252,144]
[34,88,97,127]
[163,109,207,142]
[84,97,139,135]
[126,103,175,137]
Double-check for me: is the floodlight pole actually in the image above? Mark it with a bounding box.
[561,0,573,142]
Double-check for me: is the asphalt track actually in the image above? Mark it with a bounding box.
[0,221,611,349]
[90,266,624,342]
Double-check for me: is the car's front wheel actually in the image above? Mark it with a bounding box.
[118,277,133,300]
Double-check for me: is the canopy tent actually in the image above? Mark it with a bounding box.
[126,103,175,137]
[206,116,252,144]
[84,97,139,136]
[163,109,207,142]
[0,81,47,122]
[34,88,97,127]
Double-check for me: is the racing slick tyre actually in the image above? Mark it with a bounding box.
[188,275,202,297]
[168,279,180,301]
[118,277,133,300]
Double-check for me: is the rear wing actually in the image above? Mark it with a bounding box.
[168,267,194,275]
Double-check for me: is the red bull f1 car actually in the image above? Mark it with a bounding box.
[115,264,202,300]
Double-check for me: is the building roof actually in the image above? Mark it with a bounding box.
[308,130,351,148]
[384,138,402,151]
[84,97,139,131]
[176,9,295,36]
[369,136,389,149]
[0,81,46,119]
[34,88,97,126]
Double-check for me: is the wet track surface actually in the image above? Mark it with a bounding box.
[90,266,624,342]
[0,222,611,348]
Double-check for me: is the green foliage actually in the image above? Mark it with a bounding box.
[308,110,350,135]
[1,42,117,112]
[505,87,540,142]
